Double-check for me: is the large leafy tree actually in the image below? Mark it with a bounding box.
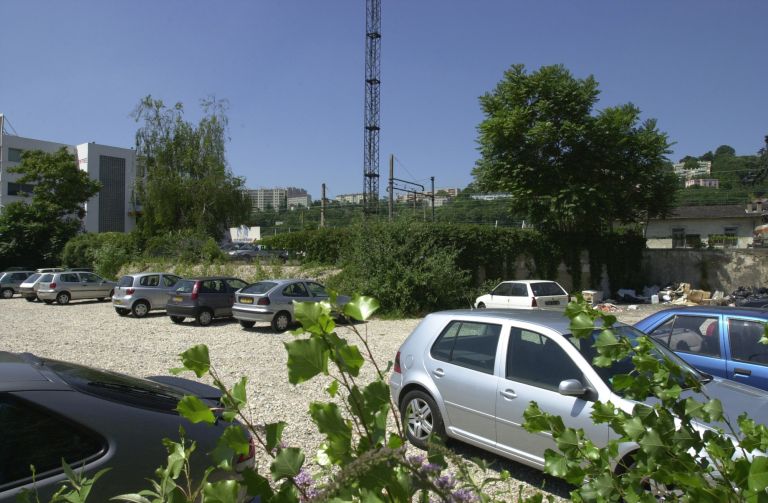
[131,96,251,239]
[472,64,677,235]
[0,148,102,268]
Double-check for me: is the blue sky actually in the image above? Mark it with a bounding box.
[2,1,766,199]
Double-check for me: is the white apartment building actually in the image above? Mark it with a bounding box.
[287,194,312,209]
[248,188,287,211]
[673,160,712,179]
[335,193,365,204]
[685,178,720,189]
[0,118,136,233]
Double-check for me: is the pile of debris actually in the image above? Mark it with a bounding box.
[729,286,768,308]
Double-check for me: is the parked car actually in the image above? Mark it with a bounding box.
[474,280,569,310]
[36,271,116,305]
[389,309,768,472]
[112,272,183,318]
[18,273,45,302]
[0,351,254,502]
[166,276,249,326]
[635,305,768,391]
[232,279,349,332]
[228,245,288,263]
[0,270,35,299]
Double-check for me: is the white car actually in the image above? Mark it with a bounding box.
[475,280,569,310]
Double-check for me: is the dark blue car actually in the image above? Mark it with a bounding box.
[635,306,768,391]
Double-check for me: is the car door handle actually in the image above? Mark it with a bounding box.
[500,389,517,400]
[734,367,752,376]
[432,368,445,378]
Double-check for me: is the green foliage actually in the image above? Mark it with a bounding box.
[142,229,226,263]
[132,95,251,239]
[260,227,350,264]
[0,148,101,270]
[61,232,138,279]
[473,64,676,234]
[524,296,768,501]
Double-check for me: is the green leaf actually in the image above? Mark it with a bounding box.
[703,398,724,422]
[270,448,305,480]
[639,429,665,455]
[202,479,240,503]
[569,312,595,338]
[178,344,210,378]
[176,395,215,424]
[748,456,768,492]
[343,295,380,321]
[110,495,153,503]
[241,470,274,499]
[266,421,287,452]
[219,425,250,456]
[284,338,329,384]
[326,380,340,397]
[310,402,352,464]
[334,339,365,377]
[294,300,329,333]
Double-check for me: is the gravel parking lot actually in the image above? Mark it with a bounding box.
[1,296,667,500]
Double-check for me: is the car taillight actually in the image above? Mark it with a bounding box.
[126,288,135,295]
[393,351,401,374]
[531,297,538,308]
[257,297,270,306]
[191,282,200,300]
[50,282,56,289]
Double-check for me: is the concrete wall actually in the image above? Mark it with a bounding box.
[641,248,768,292]
[0,134,70,206]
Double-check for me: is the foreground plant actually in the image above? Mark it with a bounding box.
[524,296,768,502]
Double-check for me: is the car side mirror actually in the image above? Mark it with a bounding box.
[558,379,588,397]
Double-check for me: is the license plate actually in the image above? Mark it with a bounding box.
[173,296,183,302]
[114,299,123,305]
[545,300,560,306]
[239,297,253,304]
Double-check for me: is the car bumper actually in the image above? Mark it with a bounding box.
[37,290,58,300]
[232,306,275,323]
[165,304,199,318]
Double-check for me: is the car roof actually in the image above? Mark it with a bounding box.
[428,308,577,334]
[0,352,69,392]
[183,276,244,281]
[499,279,560,285]
[123,272,177,277]
[644,305,768,319]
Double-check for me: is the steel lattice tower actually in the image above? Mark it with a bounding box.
[363,0,381,214]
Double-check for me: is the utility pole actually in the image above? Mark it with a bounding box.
[363,0,381,215]
[320,183,326,228]
[388,154,394,221]
[430,176,435,221]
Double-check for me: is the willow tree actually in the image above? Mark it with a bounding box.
[132,96,251,239]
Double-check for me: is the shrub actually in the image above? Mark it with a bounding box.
[142,229,226,263]
[61,232,138,279]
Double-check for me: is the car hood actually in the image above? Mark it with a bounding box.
[688,377,768,433]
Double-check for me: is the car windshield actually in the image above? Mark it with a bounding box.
[23,273,41,283]
[531,282,566,296]
[43,358,185,413]
[566,324,704,392]
[242,281,277,295]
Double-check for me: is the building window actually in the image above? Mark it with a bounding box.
[672,228,685,248]
[7,182,35,196]
[724,227,738,248]
[7,148,23,163]
[98,155,126,232]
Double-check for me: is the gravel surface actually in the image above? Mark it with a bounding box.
[1,297,670,500]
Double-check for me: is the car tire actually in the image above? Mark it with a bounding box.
[43,299,54,305]
[170,315,185,324]
[271,311,291,333]
[239,320,256,329]
[1,288,14,299]
[476,302,486,309]
[56,292,71,305]
[132,301,150,318]
[401,390,445,450]
[24,296,35,303]
[196,309,214,327]
[115,308,130,316]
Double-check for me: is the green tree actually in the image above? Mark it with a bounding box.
[132,95,251,239]
[715,144,736,157]
[0,148,101,268]
[472,64,677,235]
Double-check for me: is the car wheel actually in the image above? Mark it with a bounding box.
[132,301,150,318]
[24,296,35,303]
[1,288,14,299]
[239,320,256,329]
[271,311,291,333]
[43,299,54,305]
[56,292,71,305]
[115,307,130,316]
[401,390,445,450]
[170,315,185,324]
[476,302,486,309]
[196,309,214,326]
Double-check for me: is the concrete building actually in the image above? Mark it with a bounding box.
[0,117,136,233]
[645,204,760,249]
[248,188,287,211]
[685,178,720,189]
[335,193,365,204]
[287,194,312,209]
[673,160,712,179]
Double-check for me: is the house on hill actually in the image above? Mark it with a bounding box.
[646,204,763,249]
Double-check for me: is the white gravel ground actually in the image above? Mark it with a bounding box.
[0,296,669,500]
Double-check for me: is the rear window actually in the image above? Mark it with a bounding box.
[242,282,277,295]
[118,276,134,287]
[0,394,105,490]
[42,358,185,413]
[174,280,196,293]
[23,273,41,283]
[530,282,567,297]
[39,274,53,282]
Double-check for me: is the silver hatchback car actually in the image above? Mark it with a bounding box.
[390,309,768,471]
[37,271,116,305]
[232,279,349,332]
[0,271,35,299]
[112,272,183,318]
